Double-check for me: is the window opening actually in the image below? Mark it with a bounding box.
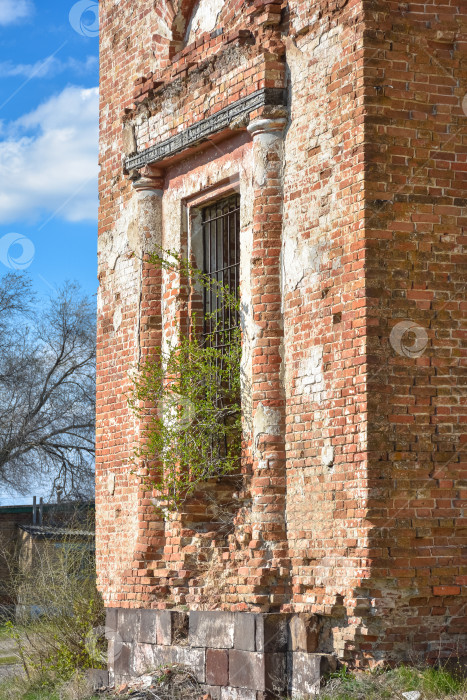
[200,193,241,460]
[201,193,240,348]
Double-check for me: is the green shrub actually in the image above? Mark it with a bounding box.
[129,248,242,513]
[0,515,105,692]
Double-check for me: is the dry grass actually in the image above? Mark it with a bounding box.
[125,664,203,700]
[2,657,465,700]
[320,665,467,700]
[0,670,98,700]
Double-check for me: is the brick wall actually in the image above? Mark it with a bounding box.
[363,0,467,663]
[97,0,466,669]
[281,0,369,662]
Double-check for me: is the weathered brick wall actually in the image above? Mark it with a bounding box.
[363,0,467,663]
[281,0,370,662]
[97,0,466,668]
[97,0,289,610]
[97,0,156,603]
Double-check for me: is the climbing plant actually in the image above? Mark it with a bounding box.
[129,249,242,513]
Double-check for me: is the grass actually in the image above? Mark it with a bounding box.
[0,663,465,700]
[320,665,467,700]
[22,694,100,700]
[0,690,100,700]
[0,655,20,665]
[0,676,100,700]
[0,685,101,700]
[0,624,12,642]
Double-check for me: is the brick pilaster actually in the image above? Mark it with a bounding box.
[246,116,290,609]
[122,166,168,606]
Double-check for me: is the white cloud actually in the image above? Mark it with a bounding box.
[0,0,33,25]
[0,86,98,224]
[0,55,98,79]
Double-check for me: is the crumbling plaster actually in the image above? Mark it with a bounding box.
[185,0,226,44]
[96,183,164,600]
[279,13,370,631]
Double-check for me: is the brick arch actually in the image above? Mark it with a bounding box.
[152,0,199,62]
[170,0,199,42]
[170,0,226,46]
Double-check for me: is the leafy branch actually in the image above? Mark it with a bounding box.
[129,248,242,513]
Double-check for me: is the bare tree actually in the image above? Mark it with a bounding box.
[0,273,95,498]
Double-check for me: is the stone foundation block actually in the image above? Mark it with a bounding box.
[220,688,256,700]
[228,650,286,693]
[130,643,206,681]
[255,614,289,652]
[130,644,206,683]
[138,610,158,644]
[114,641,131,678]
[288,652,320,697]
[288,652,338,697]
[172,645,206,682]
[131,642,156,676]
[234,613,256,651]
[206,648,229,686]
[163,645,206,682]
[157,610,188,645]
[190,611,235,648]
[105,608,118,636]
[118,609,141,643]
[288,614,320,652]
[110,609,336,693]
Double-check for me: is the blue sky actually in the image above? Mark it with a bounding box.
[0,0,99,503]
[0,0,98,297]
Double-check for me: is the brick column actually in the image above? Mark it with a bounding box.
[246,116,290,609]
[124,166,168,605]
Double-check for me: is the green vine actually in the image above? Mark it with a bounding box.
[129,248,242,513]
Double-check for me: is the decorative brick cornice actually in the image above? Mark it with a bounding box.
[125,87,287,171]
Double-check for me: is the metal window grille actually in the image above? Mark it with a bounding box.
[200,194,241,463]
[202,193,240,346]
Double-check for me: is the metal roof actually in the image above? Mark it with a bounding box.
[0,500,94,514]
[18,524,94,538]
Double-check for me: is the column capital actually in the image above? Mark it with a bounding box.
[130,164,164,193]
[247,117,287,138]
